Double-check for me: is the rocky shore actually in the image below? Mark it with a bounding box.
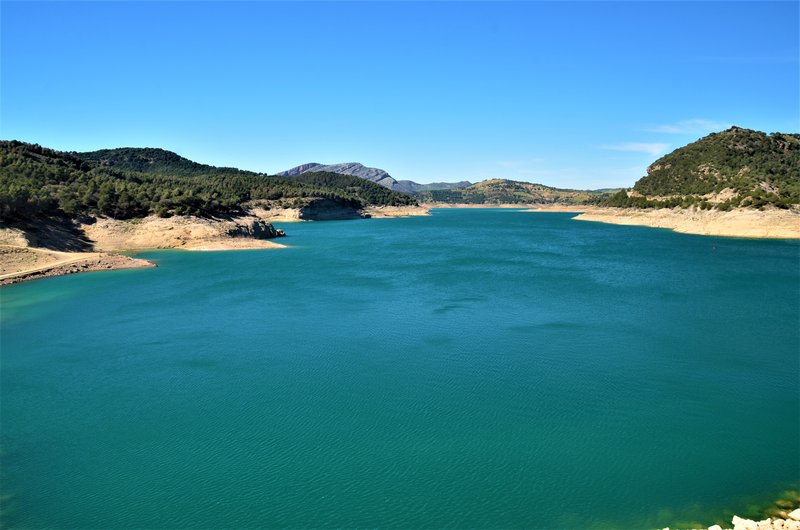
[665,508,800,530]
[253,202,431,221]
[0,214,287,286]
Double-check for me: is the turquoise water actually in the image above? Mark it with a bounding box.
[1,210,798,529]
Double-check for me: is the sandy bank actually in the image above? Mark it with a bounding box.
[423,202,541,209]
[363,205,431,218]
[82,215,286,251]
[521,204,594,213]
[0,213,287,285]
[571,207,800,239]
[0,246,154,286]
[183,239,286,251]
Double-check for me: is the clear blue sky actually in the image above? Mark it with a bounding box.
[2,1,798,188]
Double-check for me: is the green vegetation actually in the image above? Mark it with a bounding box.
[77,147,249,177]
[414,179,600,205]
[0,141,416,222]
[702,488,800,530]
[608,126,800,210]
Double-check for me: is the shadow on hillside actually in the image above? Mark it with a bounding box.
[10,218,94,252]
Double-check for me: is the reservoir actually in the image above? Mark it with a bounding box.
[1,209,798,528]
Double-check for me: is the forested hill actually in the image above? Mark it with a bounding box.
[0,141,416,222]
[77,147,249,177]
[606,127,799,209]
[413,179,600,205]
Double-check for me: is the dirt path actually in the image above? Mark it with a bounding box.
[0,246,155,286]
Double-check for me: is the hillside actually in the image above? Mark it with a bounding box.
[607,127,799,209]
[77,147,248,177]
[0,142,416,222]
[414,179,600,205]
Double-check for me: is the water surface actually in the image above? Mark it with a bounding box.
[1,210,798,528]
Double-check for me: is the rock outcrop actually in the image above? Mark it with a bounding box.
[663,507,800,530]
[226,220,285,239]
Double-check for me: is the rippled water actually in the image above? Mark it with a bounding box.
[1,210,798,529]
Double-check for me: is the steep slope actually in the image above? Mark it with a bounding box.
[277,163,323,177]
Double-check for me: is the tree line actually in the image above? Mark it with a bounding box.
[0,141,416,222]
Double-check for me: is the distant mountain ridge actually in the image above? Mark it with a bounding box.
[414,178,599,205]
[278,162,471,193]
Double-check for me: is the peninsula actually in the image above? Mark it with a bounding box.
[0,141,420,284]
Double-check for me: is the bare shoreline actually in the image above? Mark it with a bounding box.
[3,204,797,286]
[424,203,800,239]
[567,206,800,239]
[0,246,156,286]
[0,205,430,286]
[0,214,290,286]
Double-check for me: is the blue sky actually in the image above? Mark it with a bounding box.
[1,1,798,188]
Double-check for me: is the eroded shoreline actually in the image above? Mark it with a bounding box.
[0,205,434,286]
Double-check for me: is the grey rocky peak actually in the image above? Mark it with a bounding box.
[279,162,397,189]
[277,161,471,192]
[276,163,323,177]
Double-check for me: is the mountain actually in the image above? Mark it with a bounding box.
[277,163,323,177]
[0,141,416,222]
[414,179,600,205]
[278,162,397,189]
[278,162,471,193]
[607,126,800,209]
